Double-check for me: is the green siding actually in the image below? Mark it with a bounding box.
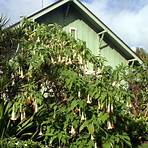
[36,4,128,67]
[63,19,99,56]
[100,46,127,68]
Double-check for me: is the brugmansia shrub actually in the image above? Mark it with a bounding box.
[0,19,147,148]
[0,138,44,148]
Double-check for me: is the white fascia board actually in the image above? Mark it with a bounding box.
[30,0,70,21]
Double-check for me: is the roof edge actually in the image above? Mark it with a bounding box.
[10,0,143,64]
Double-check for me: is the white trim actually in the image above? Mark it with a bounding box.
[30,0,70,21]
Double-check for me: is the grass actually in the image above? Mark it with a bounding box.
[139,143,148,148]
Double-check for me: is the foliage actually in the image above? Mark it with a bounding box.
[1,19,147,147]
[0,138,44,148]
[0,99,12,138]
[0,16,9,30]
[0,16,22,66]
[136,48,148,62]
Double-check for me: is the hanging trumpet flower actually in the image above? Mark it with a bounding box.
[21,110,26,121]
[12,79,15,86]
[95,142,97,148]
[11,105,17,121]
[107,121,114,129]
[107,103,110,113]
[58,55,61,63]
[87,94,92,104]
[81,112,86,121]
[111,104,113,112]
[91,135,94,141]
[98,100,101,110]
[69,125,76,136]
[78,90,81,98]
[19,67,24,78]
[39,127,43,136]
[11,73,15,79]
[98,100,102,110]
[36,37,40,43]
[33,100,38,113]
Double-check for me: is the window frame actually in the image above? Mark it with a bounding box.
[69,27,77,39]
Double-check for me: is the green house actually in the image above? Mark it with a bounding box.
[14,0,142,67]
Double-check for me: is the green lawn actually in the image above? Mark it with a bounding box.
[139,143,148,148]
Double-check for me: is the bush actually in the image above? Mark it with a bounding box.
[1,19,147,147]
[0,138,44,148]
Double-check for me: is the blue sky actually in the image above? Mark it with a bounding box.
[0,0,148,51]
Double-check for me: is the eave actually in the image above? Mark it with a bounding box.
[10,0,143,64]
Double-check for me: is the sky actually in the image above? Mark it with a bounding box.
[0,0,148,51]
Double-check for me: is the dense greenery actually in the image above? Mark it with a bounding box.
[0,19,147,147]
[136,48,148,62]
[0,16,22,65]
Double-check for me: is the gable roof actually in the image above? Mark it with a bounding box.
[12,0,143,64]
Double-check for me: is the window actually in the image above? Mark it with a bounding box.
[70,27,77,39]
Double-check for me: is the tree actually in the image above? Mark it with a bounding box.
[0,16,22,65]
[1,19,147,147]
[136,47,148,62]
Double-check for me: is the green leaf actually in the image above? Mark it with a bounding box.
[103,142,111,148]
[87,123,94,135]
[98,112,109,123]
[0,101,4,119]
[79,121,89,133]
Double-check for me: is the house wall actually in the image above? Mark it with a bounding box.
[100,46,127,68]
[36,4,128,68]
